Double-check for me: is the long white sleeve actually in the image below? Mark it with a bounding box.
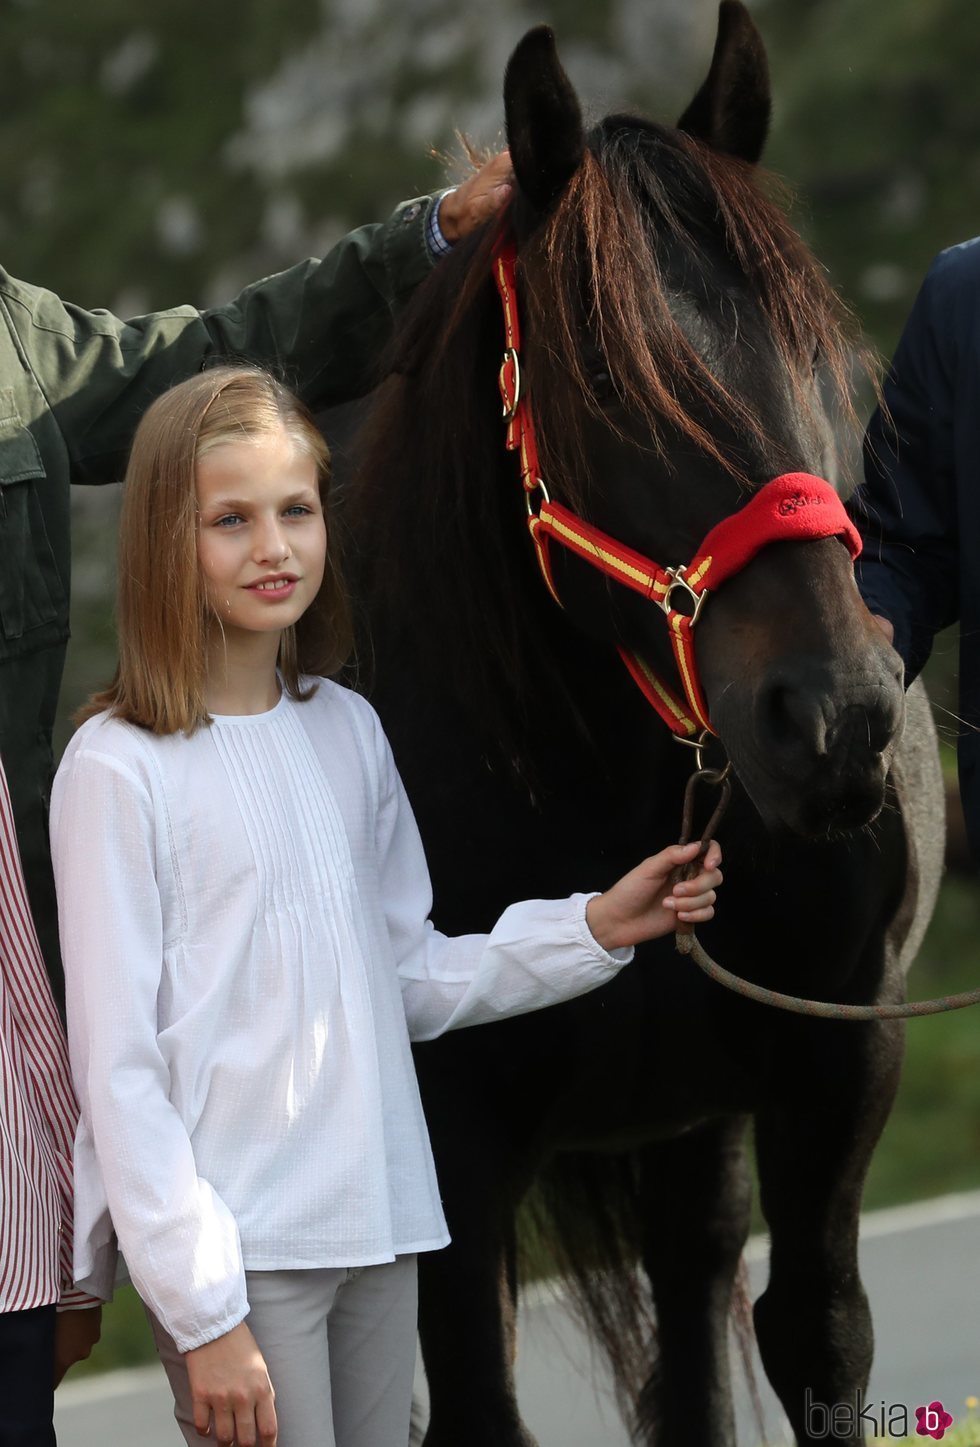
[369,715,633,1042]
[51,747,247,1353]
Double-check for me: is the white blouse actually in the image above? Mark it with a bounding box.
[50,680,631,1352]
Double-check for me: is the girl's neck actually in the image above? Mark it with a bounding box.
[204,627,283,717]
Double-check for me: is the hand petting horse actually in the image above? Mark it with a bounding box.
[348,4,944,1444]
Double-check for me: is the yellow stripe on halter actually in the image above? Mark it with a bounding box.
[629,653,699,735]
[670,614,711,730]
[687,555,713,589]
[519,433,531,477]
[544,511,660,592]
[496,258,516,342]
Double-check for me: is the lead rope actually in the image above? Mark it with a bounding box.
[671,758,980,1020]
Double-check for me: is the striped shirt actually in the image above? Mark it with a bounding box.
[0,753,97,1311]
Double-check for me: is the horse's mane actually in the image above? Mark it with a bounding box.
[344,117,862,766]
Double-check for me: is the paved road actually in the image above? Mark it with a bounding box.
[55,1190,980,1446]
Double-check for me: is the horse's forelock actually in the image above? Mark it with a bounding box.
[518,116,864,494]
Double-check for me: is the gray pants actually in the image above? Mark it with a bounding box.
[148,1257,418,1447]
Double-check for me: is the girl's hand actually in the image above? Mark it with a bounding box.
[185,1321,276,1446]
[586,841,723,953]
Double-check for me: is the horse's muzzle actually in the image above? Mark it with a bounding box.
[715,657,906,836]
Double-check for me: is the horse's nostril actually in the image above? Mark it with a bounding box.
[829,700,897,758]
[764,683,826,756]
[765,685,792,745]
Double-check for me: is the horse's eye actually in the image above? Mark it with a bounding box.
[590,369,616,401]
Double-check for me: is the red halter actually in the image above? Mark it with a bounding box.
[491,236,863,739]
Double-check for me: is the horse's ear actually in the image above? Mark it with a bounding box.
[504,26,585,213]
[677,1,771,164]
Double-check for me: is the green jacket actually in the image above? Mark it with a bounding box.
[0,194,438,999]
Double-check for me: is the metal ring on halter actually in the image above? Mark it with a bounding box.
[524,476,551,518]
[500,347,521,420]
[661,566,708,626]
[673,728,732,780]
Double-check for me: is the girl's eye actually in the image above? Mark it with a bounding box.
[215,514,245,527]
[284,505,312,518]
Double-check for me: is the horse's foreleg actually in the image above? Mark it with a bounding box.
[636,1115,753,1447]
[753,1018,904,1447]
[417,1136,538,1447]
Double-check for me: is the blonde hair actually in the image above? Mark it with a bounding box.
[79,366,352,734]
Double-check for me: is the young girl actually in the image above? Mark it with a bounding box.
[50,366,722,1447]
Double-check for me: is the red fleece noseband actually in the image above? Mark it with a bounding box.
[692,474,862,592]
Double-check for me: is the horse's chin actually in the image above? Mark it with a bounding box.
[734,756,891,840]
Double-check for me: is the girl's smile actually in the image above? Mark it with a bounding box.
[245,573,299,598]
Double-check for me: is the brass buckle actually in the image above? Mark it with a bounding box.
[661,566,707,626]
[500,347,521,421]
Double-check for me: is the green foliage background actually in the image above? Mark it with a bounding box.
[5,0,979,1380]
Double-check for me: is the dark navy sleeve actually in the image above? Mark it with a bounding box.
[853,253,961,684]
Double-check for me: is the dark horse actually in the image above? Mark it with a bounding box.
[347,4,943,1443]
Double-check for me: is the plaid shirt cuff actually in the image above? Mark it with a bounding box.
[426,190,457,258]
